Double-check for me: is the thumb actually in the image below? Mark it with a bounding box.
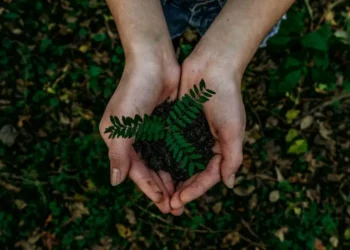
[220,135,243,189]
[108,138,133,186]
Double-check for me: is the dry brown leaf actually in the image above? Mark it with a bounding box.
[300,116,314,130]
[248,194,258,210]
[329,236,339,248]
[15,199,27,210]
[0,124,18,146]
[212,202,222,215]
[69,202,89,220]
[0,180,20,192]
[275,167,285,182]
[221,232,240,248]
[184,28,198,42]
[125,208,136,225]
[327,173,344,182]
[314,238,326,250]
[116,224,131,238]
[233,186,255,197]
[275,227,288,242]
[269,190,280,203]
[319,122,332,140]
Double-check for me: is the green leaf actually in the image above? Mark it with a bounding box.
[288,139,308,155]
[194,162,205,169]
[190,154,202,160]
[170,111,177,121]
[199,79,206,91]
[301,32,328,51]
[206,89,216,95]
[184,147,196,153]
[176,120,186,128]
[176,151,183,163]
[197,96,209,103]
[202,92,212,98]
[93,33,106,42]
[173,105,181,116]
[190,89,196,99]
[279,69,302,93]
[194,84,200,96]
[177,101,185,111]
[285,129,298,142]
[134,114,143,123]
[89,66,103,77]
[189,162,195,176]
[180,156,188,169]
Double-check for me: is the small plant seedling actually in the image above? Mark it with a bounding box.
[104,80,216,176]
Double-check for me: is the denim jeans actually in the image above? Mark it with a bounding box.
[160,0,286,47]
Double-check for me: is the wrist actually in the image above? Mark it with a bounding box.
[186,43,244,84]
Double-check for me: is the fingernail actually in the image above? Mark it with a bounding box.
[111,168,121,186]
[227,174,235,189]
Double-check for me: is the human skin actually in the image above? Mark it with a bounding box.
[100,0,183,214]
[170,0,296,212]
[101,0,295,215]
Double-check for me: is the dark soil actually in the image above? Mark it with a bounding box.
[133,101,215,182]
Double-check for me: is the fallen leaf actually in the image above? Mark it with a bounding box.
[233,186,255,197]
[221,232,240,247]
[344,228,350,240]
[116,224,131,238]
[285,129,298,142]
[275,167,285,182]
[18,115,31,128]
[288,139,308,155]
[212,202,222,215]
[286,109,300,124]
[184,28,198,42]
[314,238,326,250]
[68,202,89,220]
[269,190,280,203]
[125,208,136,225]
[319,122,332,140]
[79,43,90,53]
[275,227,288,242]
[300,116,314,130]
[0,124,18,146]
[294,207,301,216]
[329,236,338,248]
[15,200,27,210]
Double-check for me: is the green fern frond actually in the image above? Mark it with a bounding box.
[166,79,216,131]
[104,114,165,141]
[165,131,203,173]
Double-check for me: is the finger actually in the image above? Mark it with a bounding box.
[171,182,185,216]
[158,170,175,196]
[219,133,243,189]
[170,174,199,210]
[129,160,169,213]
[177,155,222,206]
[108,139,133,186]
[150,171,171,214]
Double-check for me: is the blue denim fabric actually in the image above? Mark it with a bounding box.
[160,0,286,47]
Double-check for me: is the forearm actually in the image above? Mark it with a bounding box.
[196,0,295,73]
[106,0,174,61]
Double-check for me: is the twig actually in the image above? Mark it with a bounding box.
[303,92,350,117]
[303,0,313,20]
[329,0,345,10]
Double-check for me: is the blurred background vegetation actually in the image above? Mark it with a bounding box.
[0,0,350,249]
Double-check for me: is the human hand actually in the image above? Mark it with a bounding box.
[170,48,246,212]
[99,52,184,214]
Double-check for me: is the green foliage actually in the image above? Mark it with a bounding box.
[104,80,216,174]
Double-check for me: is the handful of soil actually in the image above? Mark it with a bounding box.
[133,102,215,182]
